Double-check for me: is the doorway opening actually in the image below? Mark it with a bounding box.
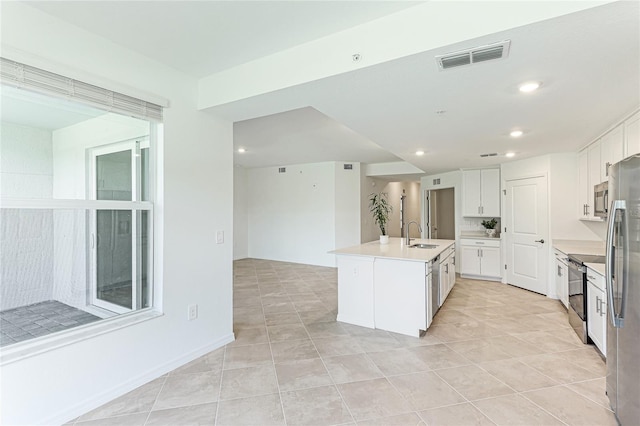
[426,188,455,240]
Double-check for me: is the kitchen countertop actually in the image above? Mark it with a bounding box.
[586,263,606,276]
[553,239,605,257]
[460,231,502,240]
[330,237,455,263]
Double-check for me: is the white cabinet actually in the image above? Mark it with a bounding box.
[601,124,624,180]
[460,238,501,280]
[578,142,605,220]
[554,250,568,308]
[625,110,640,157]
[439,245,456,306]
[587,268,606,357]
[462,169,500,217]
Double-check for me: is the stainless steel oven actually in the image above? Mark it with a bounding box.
[567,253,605,343]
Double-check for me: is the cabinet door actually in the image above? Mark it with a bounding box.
[602,125,624,180]
[555,259,569,308]
[480,169,501,216]
[578,149,589,219]
[625,111,640,157]
[448,255,456,292]
[561,262,569,308]
[587,282,605,355]
[479,246,501,278]
[460,246,481,275]
[462,170,482,216]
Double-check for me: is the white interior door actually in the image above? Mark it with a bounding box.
[505,176,549,294]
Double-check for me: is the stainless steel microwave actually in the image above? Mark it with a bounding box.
[594,181,608,218]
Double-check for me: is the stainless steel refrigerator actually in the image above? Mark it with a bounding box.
[606,154,640,425]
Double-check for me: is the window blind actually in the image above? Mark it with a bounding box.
[0,57,163,122]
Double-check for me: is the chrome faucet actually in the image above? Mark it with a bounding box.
[405,221,423,245]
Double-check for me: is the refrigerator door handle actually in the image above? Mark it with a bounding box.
[606,199,627,328]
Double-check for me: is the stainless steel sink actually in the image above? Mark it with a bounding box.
[410,243,438,249]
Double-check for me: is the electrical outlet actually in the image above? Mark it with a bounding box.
[188,304,198,321]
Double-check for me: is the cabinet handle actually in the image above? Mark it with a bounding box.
[596,295,601,314]
[606,162,611,177]
[558,265,561,276]
[452,256,455,266]
[599,298,606,316]
[586,204,590,216]
[588,275,596,280]
[478,206,481,214]
[481,206,484,214]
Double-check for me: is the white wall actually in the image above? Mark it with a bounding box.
[421,170,463,272]
[0,122,54,310]
[246,161,359,267]
[501,153,603,298]
[334,163,361,251]
[1,4,233,425]
[233,166,249,260]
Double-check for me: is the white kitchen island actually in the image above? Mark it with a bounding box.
[331,238,455,337]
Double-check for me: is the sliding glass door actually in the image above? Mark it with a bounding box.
[90,139,150,314]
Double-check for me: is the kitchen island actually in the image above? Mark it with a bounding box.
[331,237,455,337]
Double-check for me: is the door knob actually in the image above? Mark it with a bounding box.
[535,239,545,244]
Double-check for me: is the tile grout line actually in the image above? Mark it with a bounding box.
[293,269,357,426]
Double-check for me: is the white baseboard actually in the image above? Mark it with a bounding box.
[47,333,235,426]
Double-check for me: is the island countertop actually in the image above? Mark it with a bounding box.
[330,237,455,263]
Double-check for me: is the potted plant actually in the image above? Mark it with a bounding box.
[369,192,393,244]
[481,218,498,237]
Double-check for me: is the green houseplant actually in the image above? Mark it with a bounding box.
[369,192,393,244]
[481,218,498,237]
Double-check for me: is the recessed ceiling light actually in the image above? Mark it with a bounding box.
[518,81,541,93]
[510,130,523,138]
[237,148,246,153]
[415,150,425,156]
[505,152,516,158]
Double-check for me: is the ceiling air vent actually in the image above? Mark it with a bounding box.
[436,40,511,70]
[433,178,441,185]
[343,164,353,170]
[480,153,498,158]
[278,167,286,173]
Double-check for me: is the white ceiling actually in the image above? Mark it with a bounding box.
[27,1,420,78]
[22,1,640,177]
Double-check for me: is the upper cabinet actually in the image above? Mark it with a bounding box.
[601,124,624,181]
[625,111,640,157]
[462,169,500,217]
[578,108,639,220]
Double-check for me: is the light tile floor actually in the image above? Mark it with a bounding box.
[71,258,617,426]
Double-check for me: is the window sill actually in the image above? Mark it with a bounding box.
[1,309,163,366]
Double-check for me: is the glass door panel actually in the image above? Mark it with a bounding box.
[96,209,133,309]
[92,144,135,313]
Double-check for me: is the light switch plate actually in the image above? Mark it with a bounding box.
[216,230,224,244]
[188,304,198,321]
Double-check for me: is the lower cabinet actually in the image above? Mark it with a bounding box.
[555,251,569,308]
[439,247,456,306]
[587,269,607,357]
[460,238,501,280]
